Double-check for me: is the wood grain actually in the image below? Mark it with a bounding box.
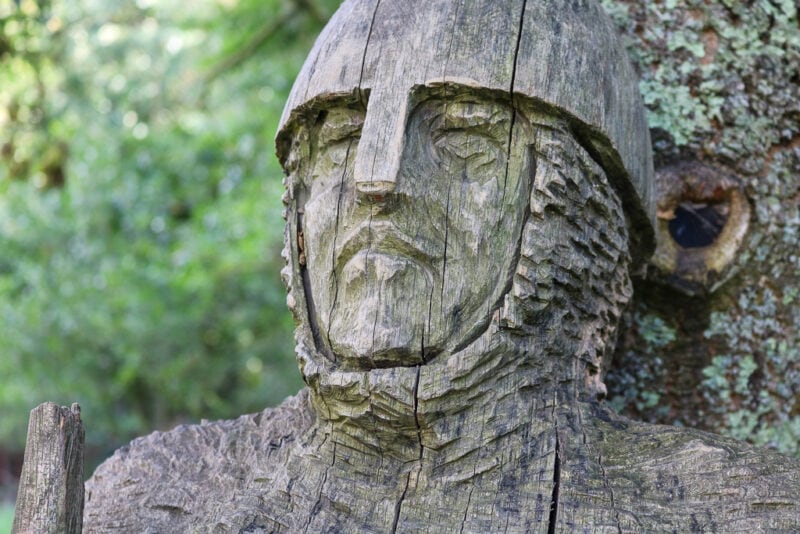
[13,403,84,534]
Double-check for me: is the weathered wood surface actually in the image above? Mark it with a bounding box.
[83,0,800,532]
[85,394,800,532]
[13,402,84,534]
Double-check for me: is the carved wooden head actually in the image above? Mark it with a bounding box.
[287,86,533,369]
[276,0,654,383]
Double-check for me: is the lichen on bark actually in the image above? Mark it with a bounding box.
[603,0,800,456]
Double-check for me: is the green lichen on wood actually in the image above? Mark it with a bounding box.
[700,286,800,456]
[603,0,800,456]
[607,307,673,419]
[601,0,799,153]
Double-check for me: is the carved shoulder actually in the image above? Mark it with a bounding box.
[587,404,800,532]
[83,389,314,532]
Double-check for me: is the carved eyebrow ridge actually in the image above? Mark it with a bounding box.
[430,103,511,136]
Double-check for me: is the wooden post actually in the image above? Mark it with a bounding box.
[12,402,85,534]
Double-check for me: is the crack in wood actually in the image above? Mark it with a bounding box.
[412,365,424,460]
[598,451,623,534]
[390,470,412,534]
[298,213,326,356]
[458,486,474,534]
[357,0,381,102]
[368,270,381,368]
[439,181,451,320]
[501,0,527,210]
[302,439,335,534]
[389,365,425,533]
[548,411,561,534]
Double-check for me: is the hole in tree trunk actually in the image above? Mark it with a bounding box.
[668,201,729,248]
[650,161,751,295]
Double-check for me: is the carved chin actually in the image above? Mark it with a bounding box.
[327,250,432,368]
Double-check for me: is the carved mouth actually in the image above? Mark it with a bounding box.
[335,221,438,277]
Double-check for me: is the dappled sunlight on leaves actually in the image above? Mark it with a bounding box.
[0,0,340,456]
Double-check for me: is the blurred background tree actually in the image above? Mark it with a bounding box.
[0,0,340,509]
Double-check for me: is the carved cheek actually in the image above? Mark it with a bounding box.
[461,175,503,253]
[302,143,358,329]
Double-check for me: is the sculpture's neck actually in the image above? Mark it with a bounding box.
[302,322,599,463]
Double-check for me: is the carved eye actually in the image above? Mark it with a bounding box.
[320,137,357,166]
[433,130,483,160]
[432,128,504,179]
[651,161,750,295]
[314,108,364,167]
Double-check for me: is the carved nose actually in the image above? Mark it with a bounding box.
[355,179,396,202]
[352,89,406,204]
[352,124,401,203]
[352,136,401,203]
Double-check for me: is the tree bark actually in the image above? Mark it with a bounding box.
[602,0,800,456]
[13,402,84,534]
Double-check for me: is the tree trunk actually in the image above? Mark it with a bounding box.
[12,402,85,534]
[603,0,800,456]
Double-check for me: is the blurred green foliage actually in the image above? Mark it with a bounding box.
[0,0,340,452]
[0,503,12,531]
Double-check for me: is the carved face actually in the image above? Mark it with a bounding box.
[295,87,532,369]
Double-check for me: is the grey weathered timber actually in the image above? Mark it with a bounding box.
[83,0,800,532]
[13,402,84,534]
